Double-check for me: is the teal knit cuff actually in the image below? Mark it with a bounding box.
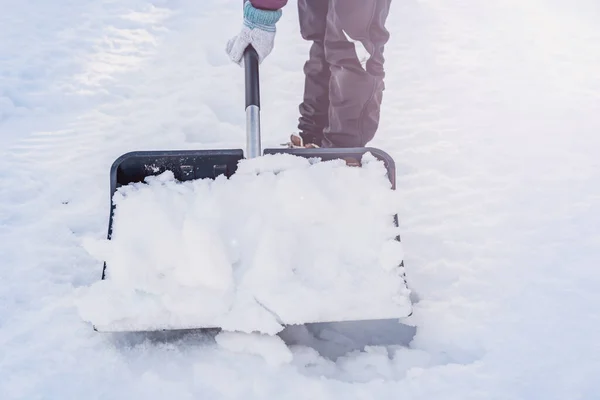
[243,1,282,32]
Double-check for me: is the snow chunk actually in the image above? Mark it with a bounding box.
[215,331,293,367]
[76,153,411,333]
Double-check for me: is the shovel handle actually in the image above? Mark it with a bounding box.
[244,45,261,158]
[244,46,260,108]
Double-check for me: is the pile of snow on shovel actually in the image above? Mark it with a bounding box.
[77,153,411,333]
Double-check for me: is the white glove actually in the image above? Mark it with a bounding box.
[226,1,282,66]
[226,26,276,65]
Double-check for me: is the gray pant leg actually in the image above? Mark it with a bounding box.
[297,0,331,145]
[323,0,392,148]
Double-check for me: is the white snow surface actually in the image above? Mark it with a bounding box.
[215,331,294,367]
[1,0,600,399]
[78,153,411,333]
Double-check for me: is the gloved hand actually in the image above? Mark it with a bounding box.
[226,1,283,65]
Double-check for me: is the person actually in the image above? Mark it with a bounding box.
[226,0,392,149]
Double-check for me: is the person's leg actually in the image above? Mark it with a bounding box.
[296,0,331,146]
[322,0,392,148]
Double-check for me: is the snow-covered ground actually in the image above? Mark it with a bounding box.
[1,0,599,398]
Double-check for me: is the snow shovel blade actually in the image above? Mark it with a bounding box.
[93,146,411,334]
[91,45,411,333]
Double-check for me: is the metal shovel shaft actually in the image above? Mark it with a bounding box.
[244,46,261,159]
